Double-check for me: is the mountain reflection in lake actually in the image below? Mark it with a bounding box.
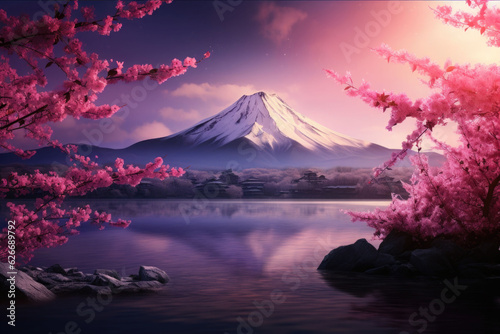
[3,200,499,334]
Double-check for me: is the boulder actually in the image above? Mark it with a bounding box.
[365,265,391,275]
[20,266,43,279]
[318,239,378,272]
[87,274,125,289]
[458,263,500,278]
[35,272,71,288]
[2,263,170,300]
[116,281,163,294]
[67,271,86,279]
[139,266,170,283]
[374,253,396,268]
[49,282,113,295]
[0,263,55,302]
[431,238,467,265]
[45,264,67,275]
[390,263,418,278]
[378,230,416,257]
[410,248,455,277]
[94,269,121,280]
[468,239,500,263]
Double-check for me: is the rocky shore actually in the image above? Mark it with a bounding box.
[318,231,500,278]
[0,263,169,302]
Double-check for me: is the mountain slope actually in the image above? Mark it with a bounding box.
[0,91,443,169]
[171,91,369,153]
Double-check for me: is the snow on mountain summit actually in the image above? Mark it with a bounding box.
[167,91,370,154]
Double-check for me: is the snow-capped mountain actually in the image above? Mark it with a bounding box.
[173,91,370,154]
[125,91,396,168]
[0,91,443,169]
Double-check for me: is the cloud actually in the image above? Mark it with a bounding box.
[169,83,257,103]
[159,107,202,122]
[255,2,307,44]
[132,121,172,141]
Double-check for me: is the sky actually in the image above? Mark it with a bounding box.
[4,0,500,151]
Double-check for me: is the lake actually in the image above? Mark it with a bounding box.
[3,200,500,334]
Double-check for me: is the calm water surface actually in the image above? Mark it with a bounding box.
[2,200,499,334]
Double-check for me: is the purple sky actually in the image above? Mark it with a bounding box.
[5,0,500,151]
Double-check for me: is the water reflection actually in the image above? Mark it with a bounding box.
[12,200,498,334]
[320,270,500,333]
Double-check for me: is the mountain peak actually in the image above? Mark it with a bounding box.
[242,91,275,100]
[170,91,370,153]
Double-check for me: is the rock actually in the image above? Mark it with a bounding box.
[87,274,125,289]
[66,268,79,275]
[410,248,455,277]
[35,272,71,288]
[64,267,78,274]
[431,238,467,265]
[365,265,391,275]
[45,264,67,275]
[2,263,170,300]
[458,263,500,278]
[20,267,43,280]
[0,263,55,302]
[49,282,91,294]
[49,282,113,295]
[374,253,396,267]
[318,239,378,272]
[378,230,416,257]
[94,269,121,280]
[80,285,112,295]
[468,239,500,263]
[67,271,86,279]
[116,281,163,294]
[139,266,170,283]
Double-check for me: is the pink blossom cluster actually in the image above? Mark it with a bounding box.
[0,1,207,263]
[435,0,500,47]
[328,0,500,245]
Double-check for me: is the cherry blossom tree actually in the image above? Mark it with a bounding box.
[328,0,500,246]
[0,0,209,263]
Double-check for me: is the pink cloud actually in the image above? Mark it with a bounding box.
[255,2,307,44]
[132,121,172,141]
[169,82,257,103]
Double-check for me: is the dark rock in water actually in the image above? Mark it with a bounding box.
[378,230,416,257]
[35,272,71,288]
[20,266,43,280]
[45,264,67,275]
[66,268,80,275]
[431,238,467,265]
[94,269,121,280]
[374,253,396,268]
[89,274,125,289]
[67,270,85,279]
[317,233,499,279]
[139,266,170,283]
[79,285,112,295]
[365,265,392,275]
[49,282,105,295]
[116,281,164,294]
[458,263,500,278]
[13,264,170,301]
[0,263,55,302]
[410,248,455,277]
[468,239,500,263]
[318,239,378,272]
